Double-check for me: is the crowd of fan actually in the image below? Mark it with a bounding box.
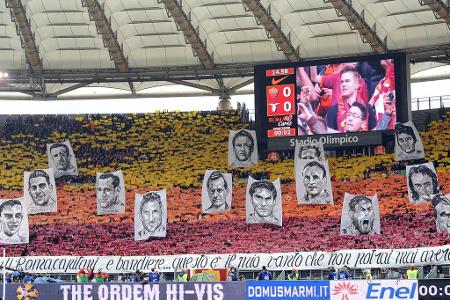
[0,111,448,257]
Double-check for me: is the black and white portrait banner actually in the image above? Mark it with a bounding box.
[394,121,425,161]
[433,193,450,235]
[228,129,258,168]
[406,162,440,205]
[294,141,325,171]
[5,245,450,273]
[96,170,126,215]
[134,190,167,240]
[47,141,78,178]
[340,193,381,235]
[246,177,282,226]
[24,169,57,215]
[0,197,29,244]
[295,159,333,205]
[201,170,232,214]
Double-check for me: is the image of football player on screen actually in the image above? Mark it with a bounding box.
[294,60,396,136]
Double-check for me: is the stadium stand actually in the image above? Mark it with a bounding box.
[0,110,449,258]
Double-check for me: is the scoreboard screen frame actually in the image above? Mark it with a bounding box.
[254,52,410,152]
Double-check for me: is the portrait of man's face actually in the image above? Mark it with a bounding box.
[303,165,327,197]
[349,199,374,234]
[50,146,70,171]
[252,187,275,218]
[141,200,162,233]
[410,172,434,201]
[397,133,415,154]
[29,176,53,206]
[435,200,450,234]
[233,135,252,162]
[0,203,23,237]
[97,177,120,209]
[340,71,360,99]
[207,176,228,209]
[300,147,319,160]
[345,105,364,132]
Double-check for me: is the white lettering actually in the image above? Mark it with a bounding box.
[166,284,178,300]
[194,284,205,299]
[83,285,93,300]
[121,285,132,300]
[133,285,143,300]
[213,284,224,300]
[110,284,121,300]
[59,285,71,300]
[98,285,108,300]
[143,285,159,300]
[71,284,83,300]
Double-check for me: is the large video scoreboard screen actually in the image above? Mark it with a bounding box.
[254,53,410,151]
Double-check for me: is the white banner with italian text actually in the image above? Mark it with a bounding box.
[2,245,450,274]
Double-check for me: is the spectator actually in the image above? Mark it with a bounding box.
[328,268,337,280]
[227,267,238,281]
[437,265,443,278]
[257,266,272,281]
[23,273,34,283]
[177,270,188,282]
[310,63,369,111]
[325,66,376,132]
[338,266,350,280]
[406,265,418,280]
[131,270,143,283]
[363,269,373,280]
[12,270,24,283]
[369,59,396,130]
[76,269,89,283]
[287,268,299,280]
[5,273,12,284]
[95,269,108,283]
[148,268,160,283]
